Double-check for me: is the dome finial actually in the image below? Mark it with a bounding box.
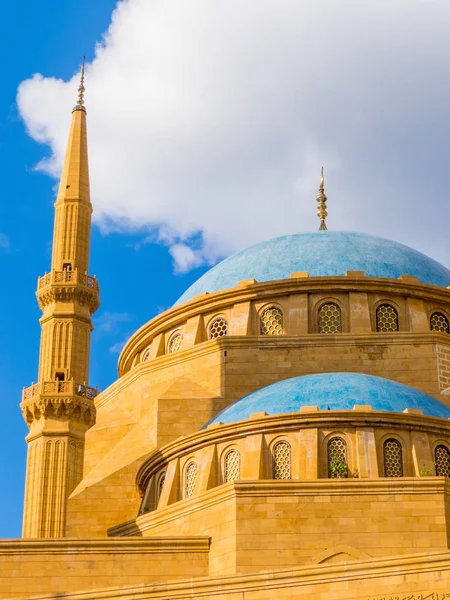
[73,56,86,113]
[317,166,328,231]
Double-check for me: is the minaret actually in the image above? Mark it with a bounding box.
[21,61,100,538]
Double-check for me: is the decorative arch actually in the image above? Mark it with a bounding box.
[318,302,342,334]
[383,438,403,477]
[184,461,198,498]
[224,449,240,482]
[260,305,283,335]
[311,545,372,565]
[430,311,450,334]
[327,436,348,478]
[376,303,399,332]
[142,347,151,362]
[209,316,228,339]
[157,471,166,501]
[272,440,291,480]
[168,331,183,354]
[435,444,450,477]
[138,476,155,515]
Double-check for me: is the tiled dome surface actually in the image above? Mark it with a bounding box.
[205,373,450,426]
[176,232,450,305]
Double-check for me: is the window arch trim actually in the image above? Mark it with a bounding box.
[434,444,450,477]
[318,301,343,334]
[208,316,229,339]
[260,305,284,336]
[168,331,183,354]
[224,449,241,483]
[375,302,400,332]
[184,460,198,499]
[157,471,166,502]
[383,438,403,477]
[429,311,450,334]
[272,440,292,480]
[327,435,348,478]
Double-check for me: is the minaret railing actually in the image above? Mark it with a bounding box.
[22,380,98,402]
[37,269,98,291]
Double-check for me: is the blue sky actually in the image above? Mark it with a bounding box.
[2,0,450,538]
[0,0,209,537]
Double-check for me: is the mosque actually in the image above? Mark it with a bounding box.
[2,68,450,599]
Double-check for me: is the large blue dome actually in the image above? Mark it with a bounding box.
[176,232,450,305]
[205,373,450,426]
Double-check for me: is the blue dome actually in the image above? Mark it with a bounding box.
[205,373,450,426]
[176,232,450,305]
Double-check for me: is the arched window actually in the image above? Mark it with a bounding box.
[383,439,403,477]
[430,312,449,334]
[327,437,348,478]
[435,445,450,477]
[272,441,291,480]
[139,477,154,515]
[224,450,240,482]
[185,461,197,498]
[260,306,283,335]
[157,473,166,500]
[142,348,151,362]
[318,303,342,334]
[168,332,183,354]
[376,304,399,332]
[209,317,228,339]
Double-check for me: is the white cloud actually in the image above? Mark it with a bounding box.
[109,337,129,355]
[94,311,132,335]
[17,0,450,270]
[169,243,205,273]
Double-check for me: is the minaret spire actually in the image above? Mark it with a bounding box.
[75,56,86,111]
[317,167,328,231]
[21,64,99,539]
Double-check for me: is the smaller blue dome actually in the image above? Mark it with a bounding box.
[205,373,450,426]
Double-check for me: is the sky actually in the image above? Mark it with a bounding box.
[1,0,450,537]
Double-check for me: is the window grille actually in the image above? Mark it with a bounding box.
[328,437,347,478]
[318,303,342,333]
[376,304,399,332]
[260,306,283,335]
[430,312,449,333]
[435,445,450,477]
[209,317,228,339]
[168,333,183,353]
[272,441,291,480]
[224,450,240,482]
[383,439,403,477]
[142,348,151,362]
[185,462,197,498]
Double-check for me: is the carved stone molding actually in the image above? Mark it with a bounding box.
[36,284,100,313]
[20,394,96,428]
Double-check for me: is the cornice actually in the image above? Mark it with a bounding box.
[0,537,210,556]
[119,275,450,374]
[20,549,450,599]
[111,477,450,538]
[136,409,450,491]
[98,330,450,409]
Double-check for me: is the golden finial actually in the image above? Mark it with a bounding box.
[317,167,328,231]
[73,56,86,112]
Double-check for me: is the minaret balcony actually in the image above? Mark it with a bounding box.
[36,269,100,312]
[21,380,98,427]
[38,269,98,291]
[22,380,98,403]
